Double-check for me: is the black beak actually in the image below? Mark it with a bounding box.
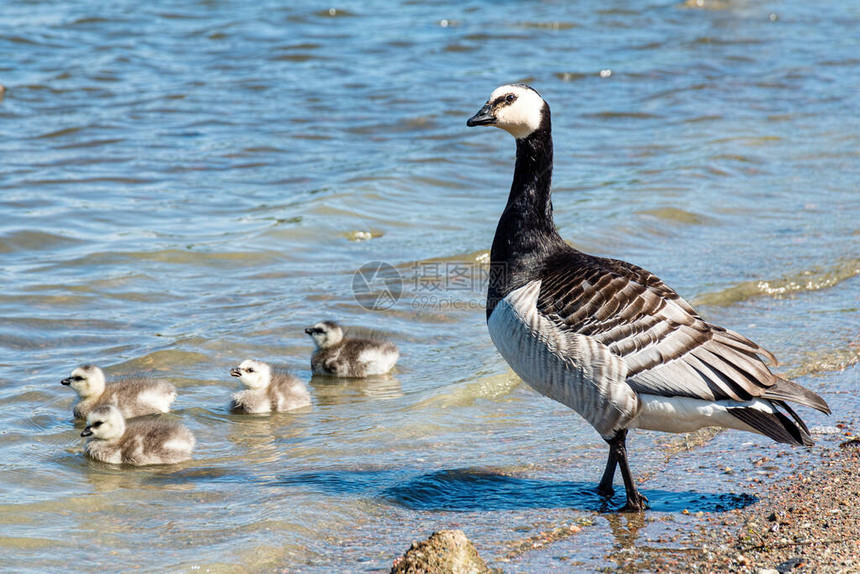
[304,328,314,335]
[466,103,495,127]
[230,368,241,377]
[61,378,71,386]
[81,427,93,437]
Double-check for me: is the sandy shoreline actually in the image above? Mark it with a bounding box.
[566,439,860,573]
[460,427,859,572]
[651,439,860,573]
[472,356,860,572]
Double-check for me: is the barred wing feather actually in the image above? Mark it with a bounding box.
[536,254,829,414]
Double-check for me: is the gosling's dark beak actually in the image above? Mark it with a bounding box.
[466,103,495,127]
[61,378,71,386]
[81,427,93,437]
[230,368,241,378]
[304,328,314,335]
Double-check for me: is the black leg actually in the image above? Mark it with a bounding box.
[606,430,648,512]
[597,449,617,498]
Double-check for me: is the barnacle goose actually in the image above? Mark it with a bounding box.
[81,405,194,466]
[305,321,399,378]
[229,359,311,413]
[61,364,177,420]
[466,83,830,511]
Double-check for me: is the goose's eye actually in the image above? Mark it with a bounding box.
[93,421,102,428]
[246,368,254,373]
[505,94,516,103]
[74,376,84,381]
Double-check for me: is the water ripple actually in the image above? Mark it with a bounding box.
[1,0,858,570]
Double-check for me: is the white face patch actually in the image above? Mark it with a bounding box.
[86,405,126,440]
[486,84,546,139]
[236,359,271,389]
[69,366,105,398]
[309,322,343,349]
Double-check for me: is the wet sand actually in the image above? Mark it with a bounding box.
[525,439,860,573]
[486,422,859,572]
[651,440,860,573]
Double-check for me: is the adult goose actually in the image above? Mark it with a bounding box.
[466,83,830,512]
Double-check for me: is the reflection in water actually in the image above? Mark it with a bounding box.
[603,512,649,571]
[309,374,403,405]
[224,411,312,464]
[81,461,198,494]
[605,512,647,549]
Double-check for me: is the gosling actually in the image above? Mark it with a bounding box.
[305,321,399,378]
[81,405,194,466]
[229,359,311,413]
[61,364,177,420]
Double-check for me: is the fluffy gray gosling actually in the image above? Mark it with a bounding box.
[229,359,311,413]
[305,321,399,378]
[81,405,194,466]
[61,364,176,420]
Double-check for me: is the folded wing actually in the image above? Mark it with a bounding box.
[535,252,829,445]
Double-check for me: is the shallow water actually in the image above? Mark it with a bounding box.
[1,0,858,571]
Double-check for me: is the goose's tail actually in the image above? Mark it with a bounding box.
[727,375,830,447]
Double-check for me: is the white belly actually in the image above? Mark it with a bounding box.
[633,394,768,435]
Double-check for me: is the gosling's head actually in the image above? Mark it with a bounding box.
[61,365,106,398]
[304,321,343,349]
[81,405,126,440]
[466,83,550,140]
[230,359,272,390]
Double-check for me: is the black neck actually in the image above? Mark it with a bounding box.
[488,122,565,316]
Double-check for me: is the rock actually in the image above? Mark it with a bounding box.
[756,569,779,574]
[776,557,806,571]
[391,529,493,574]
